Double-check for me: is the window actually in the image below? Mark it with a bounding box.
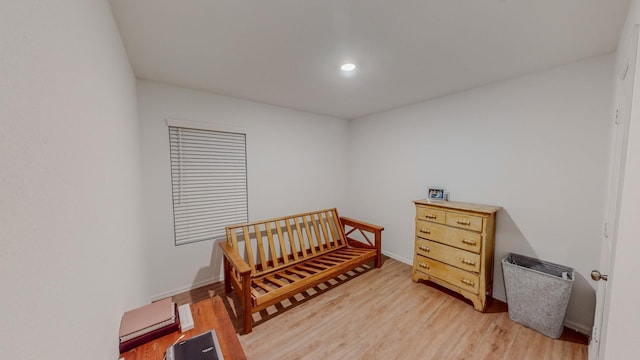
[168,121,248,245]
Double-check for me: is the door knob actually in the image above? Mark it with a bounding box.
[591,270,608,281]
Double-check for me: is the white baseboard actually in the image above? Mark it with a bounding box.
[149,251,594,337]
[150,275,224,302]
[382,250,413,265]
[493,291,506,303]
[563,319,592,336]
[150,250,406,301]
[383,251,592,336]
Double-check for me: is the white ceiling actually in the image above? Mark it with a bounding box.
[109,0,630,119]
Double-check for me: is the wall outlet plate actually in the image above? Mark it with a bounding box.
[178,303,194,332]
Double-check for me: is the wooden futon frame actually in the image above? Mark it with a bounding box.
[220,208,384,333]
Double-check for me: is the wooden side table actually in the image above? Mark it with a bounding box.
[119,297,246,360]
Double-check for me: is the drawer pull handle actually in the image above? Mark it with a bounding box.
[425,214,437,219]
[418,245,431,252]
[461,258,476,266]
[456,219,472,226]
[460,278,475,287]
[461,238,477,246]
[419,228,431,234]
[419,263,430,270]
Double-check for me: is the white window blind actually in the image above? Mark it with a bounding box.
[169,125,248,246]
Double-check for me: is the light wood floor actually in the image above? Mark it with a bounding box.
[172,258,588,360]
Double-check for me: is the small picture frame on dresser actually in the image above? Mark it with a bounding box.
[427,188,444,200]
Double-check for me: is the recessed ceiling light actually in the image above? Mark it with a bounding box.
[341,63,356,72]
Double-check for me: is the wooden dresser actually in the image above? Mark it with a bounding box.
[412,199,501,311]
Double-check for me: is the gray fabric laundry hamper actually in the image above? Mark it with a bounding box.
[501,253,575,339]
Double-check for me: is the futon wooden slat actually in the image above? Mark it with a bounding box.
[295,218,309,258]
[265,276,287,288]
[254,224,268,271]
[284,220,299,261]
[243,227,256,274]
[265,224,279,267]
[287,268,311,278]
[276,272,299,283]
[274,221,289,264]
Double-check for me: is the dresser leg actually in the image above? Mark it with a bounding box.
[470,296,487,312]
[412,271,429,283]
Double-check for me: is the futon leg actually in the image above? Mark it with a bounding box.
[241,273,253,334]
[223,257,232,293]
[375,231,382,268]
[243,305,253,334]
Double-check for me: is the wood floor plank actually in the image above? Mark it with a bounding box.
[171,258,588,360]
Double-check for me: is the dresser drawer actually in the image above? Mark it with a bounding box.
[415,221,482,253]
[414,255,480,294]
[415,238,481,273]
[416,206,445,224]
[445,212,483,232]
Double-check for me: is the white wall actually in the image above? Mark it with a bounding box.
[137,80,350,299]
[0,0,145,359]
[602,1,640,358]
[346,54,614,333]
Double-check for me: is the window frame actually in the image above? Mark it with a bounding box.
[166,118,249,246]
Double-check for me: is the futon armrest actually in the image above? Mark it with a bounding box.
[340,217,384,234]
[341,216,384,268]
[219,242,251,275]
